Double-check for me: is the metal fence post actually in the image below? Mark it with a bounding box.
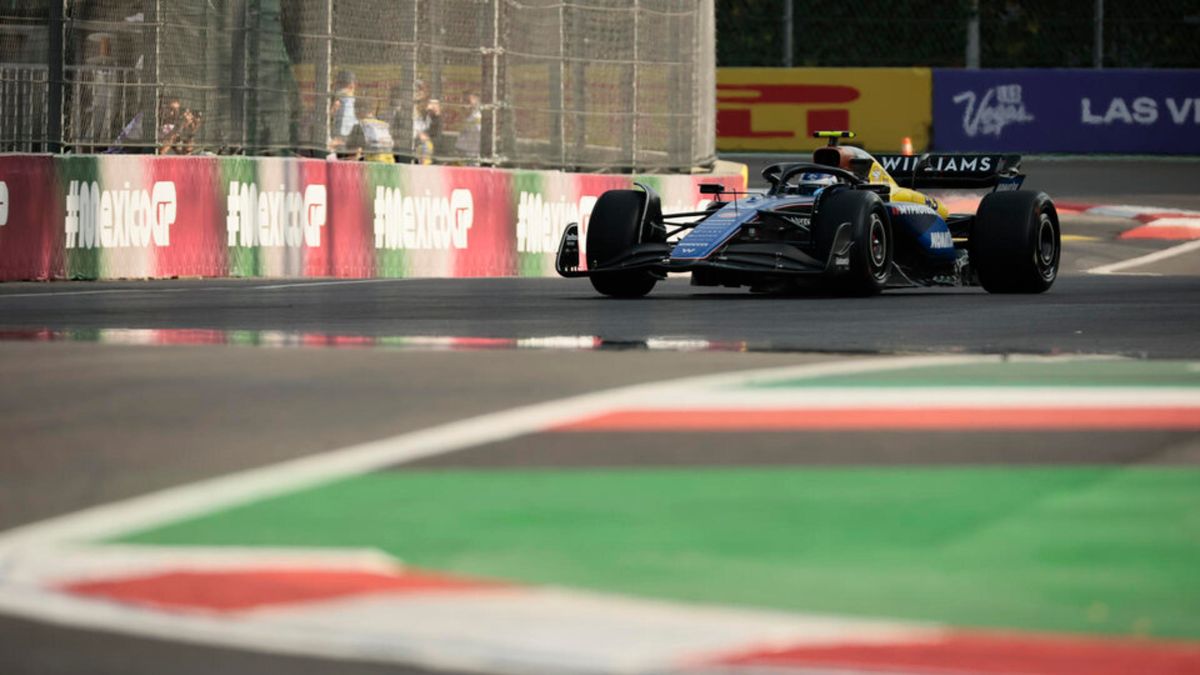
[965,0,980,68]
[246,0,262,153]
[667,6,688,170]
[230,0,247,151]
[481,0,499,164]
[312,0,331,153]
[571,5,586,168]
[47,0,65,153]
[782,0,793,68]
[630,0,640,169]
[144,0,161,152]
[550,2,564,167]
[1094,0,1104,68]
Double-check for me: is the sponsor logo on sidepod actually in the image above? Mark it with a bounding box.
[227,181,326,248]
[929,231,954,249]
[65,181,176,248]
[374,187,473,251]
[890,203,937,216]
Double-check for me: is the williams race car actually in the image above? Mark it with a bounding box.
[555,131,1060,297]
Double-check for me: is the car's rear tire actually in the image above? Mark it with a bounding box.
[814,189,892,296]
[971,191,1059,294]
[586,189,661,298]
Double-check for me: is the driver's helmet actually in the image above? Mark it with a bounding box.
[793,171,837,196]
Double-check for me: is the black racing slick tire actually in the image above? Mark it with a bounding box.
[813,189,892,296]
[586,189,661,298]
[971,191,1060,294]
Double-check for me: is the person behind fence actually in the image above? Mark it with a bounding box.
[454,90,482,162]
[179,106,204,154]
[158,97,204,155]
[328,70,358,155]
[411,79,441,164]
[345,97,395,163]
[158,97,182,153]
[83,32,120,151]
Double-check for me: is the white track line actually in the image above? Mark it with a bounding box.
[1088,239,1200,275]
[0,278,419,299]
[602,387,1200,409]
[251,278,419,290]
[0,354,994,553]
[0,565,935,675]
[4,544,404,586]
[0,288,219,300]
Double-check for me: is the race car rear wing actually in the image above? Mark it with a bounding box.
[873,153,1024,190]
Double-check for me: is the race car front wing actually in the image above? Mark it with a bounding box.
[554,221,856,279]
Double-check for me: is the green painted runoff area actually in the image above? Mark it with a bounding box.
[117,467,1200,638]
[750,360,1200,389]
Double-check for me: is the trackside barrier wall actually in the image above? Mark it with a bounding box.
[932,69,1200,154]
[0,156,745,281]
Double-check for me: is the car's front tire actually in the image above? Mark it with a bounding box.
[971,191,1059,294]
[814,189,892,296]
[586,189,661,298]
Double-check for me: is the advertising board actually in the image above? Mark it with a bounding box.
[933,69,1200,154]
[717,68,932,153]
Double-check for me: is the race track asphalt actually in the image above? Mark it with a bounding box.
[0,267,1196,357]
[0,159,1198,675]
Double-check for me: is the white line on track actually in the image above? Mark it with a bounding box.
[0,278,419,299]
[0,288,208,299]
[250,278,419,290]
[1088,239,1200,275]
[0,354,995,552]
[603,387,1200,409]
[0,552,934,675]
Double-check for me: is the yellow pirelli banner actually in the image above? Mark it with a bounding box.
[717,68,932,153]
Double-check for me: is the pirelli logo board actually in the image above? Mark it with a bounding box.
[717,68,932,153]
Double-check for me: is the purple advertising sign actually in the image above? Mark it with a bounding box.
[933,69,1200,154]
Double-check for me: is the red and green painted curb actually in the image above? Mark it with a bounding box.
[1,355,1197,673]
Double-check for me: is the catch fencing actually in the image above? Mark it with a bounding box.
[0,0,716,173]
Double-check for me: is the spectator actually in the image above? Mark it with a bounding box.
[345,97,395,163]
[83,32,119,151]
[454,90,482,163]
[411,79,441,164]
[158,97,182,154]
[158,97,204,155]
[176,106,204,155]
[328,70,357,155]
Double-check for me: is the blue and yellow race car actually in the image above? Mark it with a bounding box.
[556,131,1060,297]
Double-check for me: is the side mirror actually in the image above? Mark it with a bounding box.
[698,183,725,195]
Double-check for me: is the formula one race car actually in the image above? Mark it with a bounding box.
[556,131,1060,297]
